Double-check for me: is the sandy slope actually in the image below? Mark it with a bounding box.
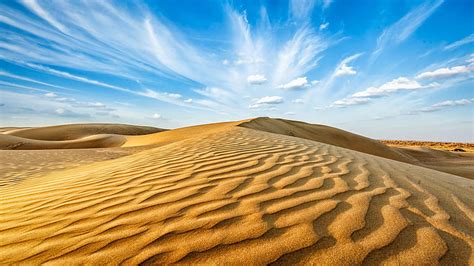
[382,140,474,152]
[239,117,413,163]
[239,118,474,179]
[393,147,474,180]
[3,123,164,141]
[0,122,473,265]
[0,146,152,187]
[0,123,164,150]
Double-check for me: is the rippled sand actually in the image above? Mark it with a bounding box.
[0,119,473,264]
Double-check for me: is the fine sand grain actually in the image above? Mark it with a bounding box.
[0,119,472,265]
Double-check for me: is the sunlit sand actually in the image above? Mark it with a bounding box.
[0,118,473,264]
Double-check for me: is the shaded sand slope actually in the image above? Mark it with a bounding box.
[239,117,412,163]
[0,133,126,150]
[0,123,164,150]
[393,147,474,180]
[1,126,473,265]
[239,117,474,179]
[4,123,164,141]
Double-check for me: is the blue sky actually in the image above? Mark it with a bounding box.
[0,0,473,141]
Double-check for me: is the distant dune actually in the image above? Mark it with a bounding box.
[382,140,474,152]
[0,123,165,150]
[0,118,473,264]
[3,123,164,140]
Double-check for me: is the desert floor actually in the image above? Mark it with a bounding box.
[0,118,472,264]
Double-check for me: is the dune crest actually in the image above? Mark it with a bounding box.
[0,124,472,264]
[4,123,164,141]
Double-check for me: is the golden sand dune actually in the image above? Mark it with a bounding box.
[0,119,473,265]
[0,146,151,187]
[392,146,474,180]
[239,117,412,163]
[3,123,164,141]
[0,133,126,150]
[382,140,474,153]
[0,123,164,150]
[123,120,244,147]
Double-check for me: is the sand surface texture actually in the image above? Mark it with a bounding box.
[0,123,164,150]
[0,119,473,264]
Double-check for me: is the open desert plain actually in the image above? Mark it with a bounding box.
[0,118,473,265]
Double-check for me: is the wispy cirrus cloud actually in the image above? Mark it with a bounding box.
[409,98,474,114]
[372,0,444,59]
[0,71,76,92]
[1,0,333,117]
[444,34,474,51]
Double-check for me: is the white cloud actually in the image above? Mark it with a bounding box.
[0,80,50,93]
[2,0,334,118]
[164,92,182,99]
[467,54,474,64]
[272,26,329,86]
[278,77,310,90]
[249,96,283,108]
[352,77,426,98]
[334,63,356,77]
[26,63,135,94]
[0,71,75,92]
[322,0,333,9]
[314,106,327,111]
[139,89,210,111]
[416,64,473,80]
[432,98,473,107]
[21,0,67,33]
[292,98,305,104]
[444,34,474,50]
[414,98,474,113]
[44,92,57,98]
[255,96,283,104]
[332,97,370,107]
[373,0,444,58]
[333,53,361,78]
[151,113,161,119]
[319,22,329,30]
[194,87,233,104]
[332,77,437,107]
[55,108,65,114]
[290,0,316,21]
[247,74,267,85]
[184,98,193,103]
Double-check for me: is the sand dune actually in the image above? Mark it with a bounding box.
[0,146,152,187]
[0,123,164,150]
[0,120,473,265]
[393,146,474,180]
[3,123,164,141]
[0,133,127,150]
[123,120,245,147]
[239,118,474,179]
[239,117,413,163]
[382,140,474,152]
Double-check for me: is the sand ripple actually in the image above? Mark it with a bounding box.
[0,127,473,264]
